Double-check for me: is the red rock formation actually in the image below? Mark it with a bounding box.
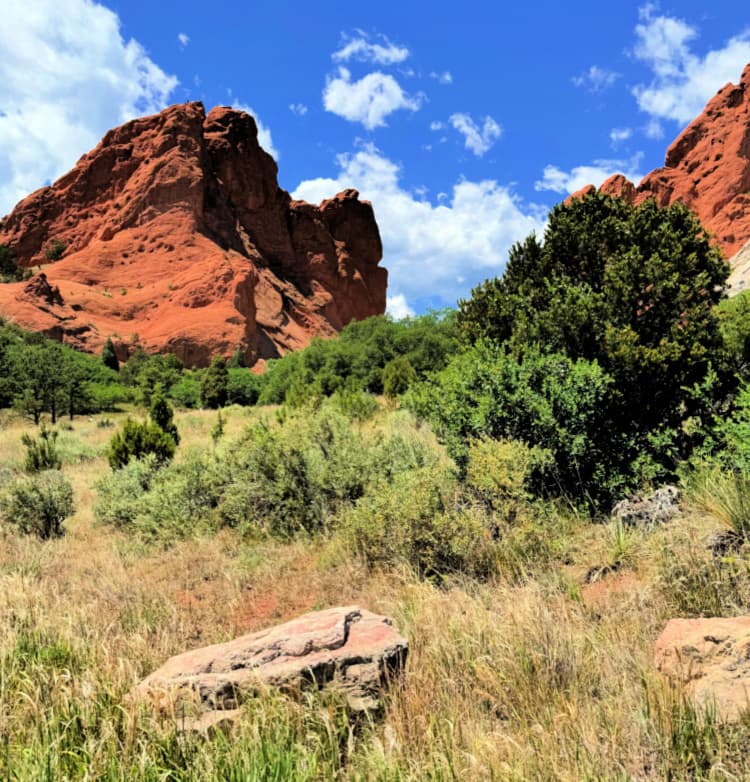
[0,103,386,366]
[567,62,750,259]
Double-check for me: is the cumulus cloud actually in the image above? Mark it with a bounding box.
[644,118,665,139]
[289,102,308,116]
[293,143,546,308]
[535,153,645,195]
[332,32,409,65]
[386,294,415,320]
[572,65,620,92]
[449,113,502,157]
[0,0,177,215]
[609,127,633,147]
[177,32,190,47]
[323,68,423,129]
[632,5,750,123]
[233,103,279,160]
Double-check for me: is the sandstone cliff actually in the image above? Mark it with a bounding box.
[568,62,750,275]
[0,103,386,366]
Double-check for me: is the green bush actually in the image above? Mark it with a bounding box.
[340,466,497,579]
[408,342,614,503]
[227,368,261,406]
[168,374,201,408]
[107,419,176,470]
[44,239,67,261]
[94,457,154,528]
[383,356,418,399]
[0,244,30,283]
[21,424,62,472]
[0,470,75,539]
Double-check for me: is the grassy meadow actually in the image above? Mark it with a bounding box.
[1,403,749,781]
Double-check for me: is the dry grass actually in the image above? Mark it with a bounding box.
[0,408,749,779]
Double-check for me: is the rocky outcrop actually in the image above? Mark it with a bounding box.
[0,103,386,366]
[655,617,750,720]
[568,63,750,262]
[132,606,408,730]
[612,485,681,527]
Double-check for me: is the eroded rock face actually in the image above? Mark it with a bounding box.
[568,62,750,262]
[0,103,386,366]
[132,606,408,730]
[655,617,750,720]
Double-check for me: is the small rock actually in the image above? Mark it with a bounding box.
[655,617,750,720]
[612,485,681,527]
[132,606,407,730]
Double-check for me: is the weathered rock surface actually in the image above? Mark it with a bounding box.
[612,485,681,527]
[655,617,750,720]
[0,102,386,366]
[133,606,408,728]
[728,239,750,293]
[568,62,750,263]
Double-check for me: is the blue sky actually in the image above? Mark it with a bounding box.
[2,2,750,316]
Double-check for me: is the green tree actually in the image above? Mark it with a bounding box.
[201,356,229,409]
[455,193,730,496]
[148,388,180,445]
[102,337,119,372]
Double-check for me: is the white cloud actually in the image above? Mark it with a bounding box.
[386,294,414,320]
[535,154,645,195]
[233,103,279,160]
[430,71,453,85]
[0,0,177,215]
[293,143,546,307]
[332,32,409,65]
[632,5,750,123]
[289,102,308,116]
[609,127,632,146]
[323,68,423,129]
[644,118,665,139]
[572,65,620,92]
[430,121,445,131]
[449,113,502,157]
[178,32,190,47]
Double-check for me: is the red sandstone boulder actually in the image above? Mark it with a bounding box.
[568,62,750,261]
[132,606,408,730]
[655,617,750,720]
[0,103,386,366]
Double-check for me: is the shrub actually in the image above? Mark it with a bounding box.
[383,356,417,399]
[44,239,67,261]
[465,437,552,519]
[21,424,62,472]
[101,337,119,371]
[107,419,176,469]
[94,456,154,528]
[0,244,30,282]
[0,470,74,539]
[341,466,497,579]
[169,374,201,408]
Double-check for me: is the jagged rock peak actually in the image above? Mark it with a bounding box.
[567,62,750,260]
[0,102,387,366]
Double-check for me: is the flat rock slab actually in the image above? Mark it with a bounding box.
[655,617,750,720]
[133,606,407,728]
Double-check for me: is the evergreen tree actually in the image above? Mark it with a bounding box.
[148,387,180,445]
[200,356,229,409]
[102,337,119,372]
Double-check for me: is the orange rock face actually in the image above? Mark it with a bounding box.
[0,103,386,366]
[568,62,750,259]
